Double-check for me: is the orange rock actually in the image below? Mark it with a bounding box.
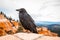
[11,20,19,29]
[37,27,58,37]
[0,29,6,36]
[0,12,19,35]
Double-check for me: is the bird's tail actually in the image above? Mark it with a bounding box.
[30,27,38,33]
[33,29,38,33]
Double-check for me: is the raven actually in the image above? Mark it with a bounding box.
[16,8,37,33]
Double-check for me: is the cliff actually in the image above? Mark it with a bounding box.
[0,12,19,36]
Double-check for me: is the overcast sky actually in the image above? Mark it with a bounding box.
[0,0,60,22]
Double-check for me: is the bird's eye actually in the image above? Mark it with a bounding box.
[20,10,23,13]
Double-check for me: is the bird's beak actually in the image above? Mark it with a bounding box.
[16,9,20,11]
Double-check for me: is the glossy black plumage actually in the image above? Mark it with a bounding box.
[16,8,37,33]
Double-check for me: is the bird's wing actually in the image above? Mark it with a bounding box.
[24,13,34,23]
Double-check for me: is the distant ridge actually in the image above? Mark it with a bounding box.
[35,21,60,26]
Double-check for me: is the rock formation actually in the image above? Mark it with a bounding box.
[0,12,19,36]
[37,27,58,37]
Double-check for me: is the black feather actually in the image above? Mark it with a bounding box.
[16,8,37,33]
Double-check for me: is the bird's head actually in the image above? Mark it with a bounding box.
[16,8,27,13]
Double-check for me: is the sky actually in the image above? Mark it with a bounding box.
[0,0,60,22]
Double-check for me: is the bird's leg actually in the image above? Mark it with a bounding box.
[23,29,31,33]
[23,29,27,33]
[27,30,31,33]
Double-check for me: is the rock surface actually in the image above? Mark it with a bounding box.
[37,27,58,36]
[0,12,19,36]
[0,33,60,40]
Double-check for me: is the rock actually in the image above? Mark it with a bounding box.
[0,35,20,40]
[37,27,58,37]
[0,33,60,40]
[0,29,6,36]
[0,12,19,35]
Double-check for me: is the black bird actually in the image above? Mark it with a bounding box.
[16,8,37,33]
